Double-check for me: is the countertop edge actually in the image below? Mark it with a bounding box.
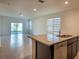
[27,35,79,46]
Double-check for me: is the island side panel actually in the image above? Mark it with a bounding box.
[32,40,54,59]
[36,42,52,59]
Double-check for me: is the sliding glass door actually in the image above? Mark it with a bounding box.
[11,23,23,34]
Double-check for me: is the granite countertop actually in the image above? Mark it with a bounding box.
[27,34,78,46]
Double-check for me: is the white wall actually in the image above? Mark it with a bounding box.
[61,9,79,35]
[0,16,29,35]
[32,8,79,35]
[32,17,47,35]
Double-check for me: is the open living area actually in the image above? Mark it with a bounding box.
[0,0,79,59]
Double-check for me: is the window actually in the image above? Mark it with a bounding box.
[11,23,23,34]
[27,20,32,34]
[29,20,32,34]
[47,18,61,35]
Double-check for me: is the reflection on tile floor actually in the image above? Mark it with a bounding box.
[0,34,32,59]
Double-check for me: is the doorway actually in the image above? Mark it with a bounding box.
[11,23,23,34]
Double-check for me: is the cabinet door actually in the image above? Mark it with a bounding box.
[77,40,79,52]
[77,37,79,52]
[67,38,77,59]
[67,45,72,59]
[67,38,73,59]
[54,41,67,59]
[72,42,77,58]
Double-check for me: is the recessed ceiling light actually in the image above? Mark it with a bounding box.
[33,8,37,11]
[65,1,69,5]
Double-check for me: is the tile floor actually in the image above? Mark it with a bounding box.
[0,34,32,59]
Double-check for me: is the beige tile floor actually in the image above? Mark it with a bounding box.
[0,34,32,59]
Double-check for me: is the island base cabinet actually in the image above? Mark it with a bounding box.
[32,36,79,59]
[54,42,67,59]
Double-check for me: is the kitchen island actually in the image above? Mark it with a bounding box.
[28,34,79,59]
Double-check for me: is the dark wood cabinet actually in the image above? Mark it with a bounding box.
[72,42,77,58]
[77,40,79,51]
[67,37,78,59]
[67,45,72,59]
[77,37,79,52]
[67,38,73,59]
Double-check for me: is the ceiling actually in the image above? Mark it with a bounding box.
[0,0,79,19]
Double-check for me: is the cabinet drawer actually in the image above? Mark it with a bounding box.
[67,45,72,59]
